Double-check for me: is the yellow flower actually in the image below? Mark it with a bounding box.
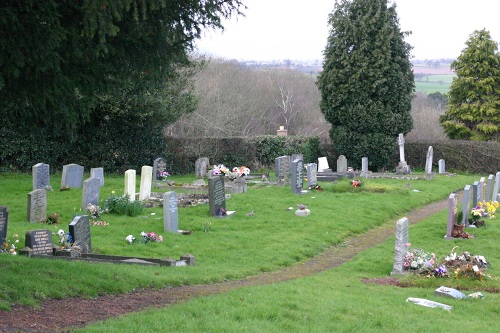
[111,191,116,195]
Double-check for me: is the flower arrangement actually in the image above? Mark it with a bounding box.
[159,171,170,181]
[56,229,73,249]
[351,179,363,188]
[85,203,108,226]
[1,234,19,255]
[403,245,434,271]
[212,164,250,178]
[125,232,163,245]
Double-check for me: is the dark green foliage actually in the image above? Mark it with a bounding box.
[317,0,414,170]
[102,193,143,217]
[428,92,448,108]
[439,29,500,141]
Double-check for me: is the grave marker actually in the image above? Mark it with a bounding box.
[25,229,53,255]
[291,159,304,194]
[317,157,330,172]
[208,176,226,217]
[69,215,91,253]
[275,156,290,182]
[90,167,105,186]
[472,181,480,207]
[195,157,210,178]
[32,163,50,190]
[306,163,318,188]
[0,206,8,245]
[139,166,153,201]
[396,134,410,174]
[486,174,494,201]
[61,163,84,188]
[27,189,46,223]
[153,158,167,181]
[163,192,178,232]
[438,159,446,174]
[479,177,486,202]
[391,217,409,275]
[337,155,347,173]
[445,193,458,239]
[493,172,500,202]
[124,169,136,201]
[462,185,472,226]
[425,146,433,178]
[291,154,303,163]
[82,177,101,210]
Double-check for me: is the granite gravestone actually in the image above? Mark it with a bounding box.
[445,193,458,239]
[275,156,290,182]
[391,217,409,275]
[32,163,50,190]
[139,166,153,201]
[90,167,105,186]
[472,181,480,207]
[163,191,178,232]
[82,177,101,210]
[195,157,210,178]
[69,215,91,253]
[493,172,500,202]
[307,163,318,188]
[25,229,53,255]
[291,159,304,194]
[0,206,8,245]
[462,185,472,226]
[337,155,347,173]
[208,176,226,217]
[27,189,46,223]
[291,154,303,164]
[124,169,136,201]
[153,158,167,181]
[479,177,486,202]
[425,146,433,178]
[61,163,84,188]
[438,159,446,174]
[486,174,494,201]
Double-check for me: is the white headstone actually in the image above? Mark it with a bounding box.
[139,166,153,201]
[317,157,329,172]
[438,159,445,174]
[425,146,433,175]
[124,169,136,202]
[398,133,405,162]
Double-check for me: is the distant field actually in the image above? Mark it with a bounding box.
[413,63,455,94]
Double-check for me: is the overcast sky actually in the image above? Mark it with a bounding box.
[195,0,500,61]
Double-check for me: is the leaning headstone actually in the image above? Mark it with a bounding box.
[291,159,304,194]
[486,174,494,201]
[445,193,458,239]
[0,206,8,245]
[306,163,318,188]
[163,192,178,232]
[90,167,105,186]
[153,158,167,181]
[337,155,347,173]
[208,176,226,217]
[61,163,84,188]
[425,146,433,179]
[391,217,409,275]
[317,157,330,172]
[69,215,91,253]
[472,181,480,207]
[275,156,290,182]
[139,166,153,201]
[493,172,500,202]
[24,229,53,255]
[438,159,446,174]
[32,163,50,190]
[195,157,210,178]
[462,185,472,226]
[27,189,47,223]
[124,169,136,202]
[81,177,101,210]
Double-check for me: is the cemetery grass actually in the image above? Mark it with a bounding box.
[1,173,497,329]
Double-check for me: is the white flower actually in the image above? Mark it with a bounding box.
[57,229,65,237]
[125,235,135,244]
[410,261,418,268]
[140,231,147,237]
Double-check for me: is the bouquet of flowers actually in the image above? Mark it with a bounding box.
[1,234,19,255]
[160,171,170,181]
[57,229,73,249]
[126,232,163,245]
[351,179,363,188]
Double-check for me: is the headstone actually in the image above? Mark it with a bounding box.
[24,229,53,255]
[275,156,290,182]
[124,169,136,202]
[27,189,47,223]
[438,159,446,174]
[435,286,467,299]
[306,163,318,188]
[445,193,458,239]
[291,154,303,163]
[291,159,304,194]
[317,157,330,172]
[163,192,178,232]
[153,158,167,181]
[486,174,494,201]
[472,181,480,207]
[479,177,486,202]
[361,157,368,172]
[61,163,84,188]
[397,133,405,162]
[32,163,50,190]
[81,177,101,210]
[493,172,500,202]
[195,157,210,178]
[462,185,472,226]
[391,217,409,275]
[425,146,433,178]
[139,166,153,201]
[69,215,91,253]
[208,176,226,217]
[90,167,105,186]
[336,155,347,173]
[0,206,8,245]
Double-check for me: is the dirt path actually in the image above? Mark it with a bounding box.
[0,200,448,333]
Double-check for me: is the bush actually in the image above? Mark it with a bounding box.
[102,194,144,217]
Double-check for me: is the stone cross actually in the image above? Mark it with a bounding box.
[398,133,405,162]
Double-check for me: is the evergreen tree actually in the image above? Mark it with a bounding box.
[439,29,500,141]
[317,0,414,170]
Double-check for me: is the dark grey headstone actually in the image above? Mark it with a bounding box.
[307,163,318,188]
[69,215,91,253]
[153,158,167,181]
[445,193,458,239]
[0,206,8,245]
[27,189,47,223]
[391,217,409,275]
[163,191,179,232]
[32,163,50,190]
[208,176,226,217]
[25,229,53,255]
[82,177,101,210]
[90,167,105,186]
[291,159,304,194]
[61,163,84,188]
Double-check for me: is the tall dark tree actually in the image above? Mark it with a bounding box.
[317,0,414,170]
[439,29,500,141]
